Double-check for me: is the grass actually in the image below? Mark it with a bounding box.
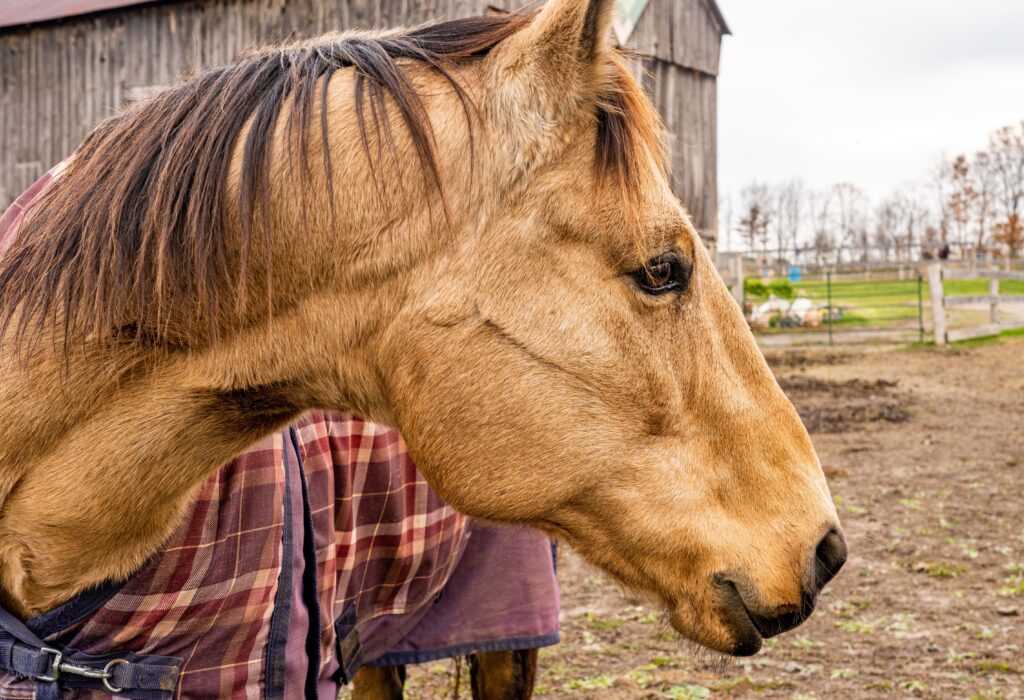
[910,325,1024,349]
[759,277,1024,304]
[745,277,1024,328]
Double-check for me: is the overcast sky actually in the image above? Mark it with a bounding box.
[717,0,1024,215]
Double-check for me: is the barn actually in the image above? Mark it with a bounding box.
[0,0,728,242]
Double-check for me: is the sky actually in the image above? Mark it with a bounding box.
[716,0,1024,227]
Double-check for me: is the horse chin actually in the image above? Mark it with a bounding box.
[662,585,765,657]
[664,606,763,657]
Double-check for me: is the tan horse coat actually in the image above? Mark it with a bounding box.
[0,0,843,655]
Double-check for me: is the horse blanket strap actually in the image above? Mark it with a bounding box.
[0,608,180,699]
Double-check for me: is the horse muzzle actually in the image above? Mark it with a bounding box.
[714,527,848,656]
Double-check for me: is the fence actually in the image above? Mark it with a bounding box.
[926,265,1024,345]
[738,268,926,346]
[718,254,1024,346]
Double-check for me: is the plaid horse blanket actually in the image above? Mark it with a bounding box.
[0,171,559,699]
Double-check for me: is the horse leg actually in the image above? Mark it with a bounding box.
[352,664,406,700]
[469,650,538,700]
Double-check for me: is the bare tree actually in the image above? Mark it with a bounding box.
[931,156,954,247]
[806,189,834,264]
[874,197,901,261]
[947,154,977,251]
[773,180,804,261]
[737,182,773,257]
[988,122,1024,257]
[970,151,998,252]
[895,185,931,260]
[830,183,868,261]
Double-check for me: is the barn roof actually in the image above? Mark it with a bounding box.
[705,0,730,35]
[0,0,164,28]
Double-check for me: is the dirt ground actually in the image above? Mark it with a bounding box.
[402,337,1024,699]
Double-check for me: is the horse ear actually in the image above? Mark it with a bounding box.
[488,0,616,131]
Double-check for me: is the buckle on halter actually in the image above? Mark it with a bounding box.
[35,647,62,683]
[34,647,126,693]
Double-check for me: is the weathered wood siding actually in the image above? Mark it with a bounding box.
[638,59,717,239]
[0,0,722,237]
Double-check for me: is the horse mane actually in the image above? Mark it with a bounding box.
[0,9,663,351]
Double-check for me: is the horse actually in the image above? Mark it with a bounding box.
[0,0,846,694]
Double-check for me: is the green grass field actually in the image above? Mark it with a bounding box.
[745,277,1024,327]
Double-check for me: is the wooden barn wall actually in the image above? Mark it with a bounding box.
[635,59,717,239]
[0,0,719,236]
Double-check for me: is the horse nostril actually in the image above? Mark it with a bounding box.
[813,527,848,591]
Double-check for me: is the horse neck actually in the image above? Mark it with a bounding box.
[0,68,481,614]
[0,252,403,618]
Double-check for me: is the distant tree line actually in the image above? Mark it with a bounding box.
[723,120,1024,262]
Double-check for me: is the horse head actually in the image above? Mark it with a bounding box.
[372,0,847,655]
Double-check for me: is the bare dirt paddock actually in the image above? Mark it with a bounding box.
[405,337,1024,699]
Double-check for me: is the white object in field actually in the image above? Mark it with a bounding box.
[788,297,814,321]
[751,294,790,323]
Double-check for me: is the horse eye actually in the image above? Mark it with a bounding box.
[632,254,690,295]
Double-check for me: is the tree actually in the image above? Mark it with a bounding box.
[830,183,868,261]
[988,122,1024,257]
[989,122,1024,217]
[994,214,1024,259]
[806,189,835,264]
[874,198,900,261]
[773,180,804,261]
[892,185,930,260]
[971,151,998,251]
[736,183,773,257]
[931,158,955,247]
[947,154,977,250]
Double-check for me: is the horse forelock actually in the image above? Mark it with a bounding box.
[0,7,664,352]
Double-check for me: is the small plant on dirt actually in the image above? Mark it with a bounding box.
[864,680,893,691]
[629,608,661,625]
[835,618,877,634]
[565,674,615,691]
[945,538,981,559]
[626,665,654,688]
[585,611,623,630]
[885,612,917,636]
[913,561,969,578]
[830,668,856,679]
[946,649,977,664]
[790,635,822,649]
[974,660,1014,675]
[662,683,711,699]
[899,678,926,694]
[995,562,1024,596]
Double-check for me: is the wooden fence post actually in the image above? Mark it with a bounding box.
[730,255,744,307]
[990,277,999,324]
[927,263,946,346]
